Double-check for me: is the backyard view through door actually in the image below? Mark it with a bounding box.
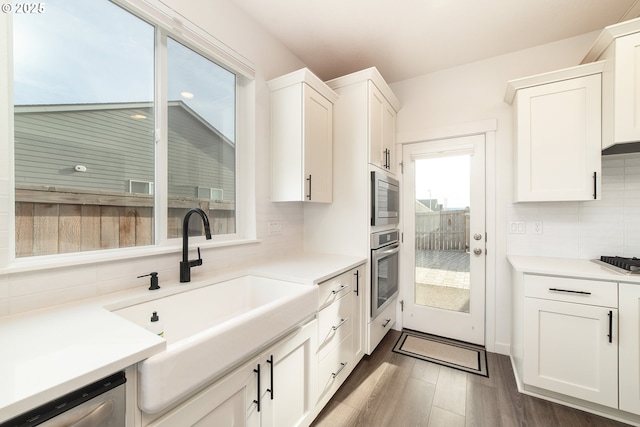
[401,135,485,345]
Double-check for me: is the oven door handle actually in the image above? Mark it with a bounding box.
[373,244,400,259]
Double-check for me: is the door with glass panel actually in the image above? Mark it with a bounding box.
[401,135,485,345]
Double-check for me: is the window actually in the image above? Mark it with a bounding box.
[167,38,236,238]
[10,0,246,259]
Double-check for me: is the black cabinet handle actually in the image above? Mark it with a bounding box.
[608,310,613,344]
[253,364,261,412]
[548,288,591,295]
[266,355,274,400]
[593,172,597,199]
[306,175,312,200]
[354,270,359,296]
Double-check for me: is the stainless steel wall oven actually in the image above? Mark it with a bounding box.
[371,229,400,319]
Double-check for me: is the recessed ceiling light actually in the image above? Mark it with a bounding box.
[181,91,194,99]
[130,114,147,120]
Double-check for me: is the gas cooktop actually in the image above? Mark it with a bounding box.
[593,256,640,274]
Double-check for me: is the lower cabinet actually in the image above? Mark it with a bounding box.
[620,283,640,415]
[524,298,618,408]
[519,274,619,409]
[146,319,317,427]
[141,263,368,427]
[368,297,396,354]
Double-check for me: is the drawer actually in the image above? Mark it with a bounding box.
[369,299,396,354]
[318,293,353,359]
[318,270,352,309]
[319,333,353,401]
[524,274,617,308]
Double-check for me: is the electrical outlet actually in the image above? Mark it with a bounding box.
[531,221,543,234]
[509,221,525,234]
[268,221,282,235]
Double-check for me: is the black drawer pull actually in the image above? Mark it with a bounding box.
[608,310,613,344]
[548,288,591,295]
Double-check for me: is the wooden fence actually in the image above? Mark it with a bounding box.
[15,184,235,257]
[415,209,469,252]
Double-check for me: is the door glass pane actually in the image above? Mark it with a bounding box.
[414,155,471,313]
[167,38,236,238]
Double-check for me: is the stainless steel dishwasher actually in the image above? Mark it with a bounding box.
[1,371,126,427]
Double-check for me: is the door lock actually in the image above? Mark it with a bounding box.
[473,248,483,255]
[473,233,482,241]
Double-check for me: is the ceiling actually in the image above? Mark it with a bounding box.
[230,0,640,83]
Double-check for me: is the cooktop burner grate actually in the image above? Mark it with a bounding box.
[600,256,640,273]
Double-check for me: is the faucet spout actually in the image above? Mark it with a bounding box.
[180,208,212,283]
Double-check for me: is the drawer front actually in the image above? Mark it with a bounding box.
[318,293,353,359]
[318,270,352,309]
[369,299,396,354]
[318,333,353,401]
[524,274,617,307]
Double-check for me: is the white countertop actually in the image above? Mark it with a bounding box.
[0,252,366,423]
[507,255,640,284]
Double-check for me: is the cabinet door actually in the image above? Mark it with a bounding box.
[352,265,366,362]
[369,82,386,170]
[382,100,397,175]
[613,33,640,144]
[524,298,617,408]
[303,84,333,203]
[515,74,601,201]
[261,319,318,427]
[147,357,260,427]
[620,283,640,415]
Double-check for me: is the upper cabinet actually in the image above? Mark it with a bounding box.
[368,81,398,174]
[582,17,640,150]
[505,62,604,202]
[268,68,338,203]
[326,67,401,176]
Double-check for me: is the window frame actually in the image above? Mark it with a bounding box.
[0,0,257,271]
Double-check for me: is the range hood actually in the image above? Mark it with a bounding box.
[602,141,640,156]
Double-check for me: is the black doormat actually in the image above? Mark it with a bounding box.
[393,329,488,377]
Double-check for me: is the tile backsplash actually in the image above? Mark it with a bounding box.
[507,153,640,259]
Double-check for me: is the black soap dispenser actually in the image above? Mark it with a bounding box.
[146,311,164,337]
[138,272,160,290]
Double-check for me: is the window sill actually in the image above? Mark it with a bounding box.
[0,238,261,275]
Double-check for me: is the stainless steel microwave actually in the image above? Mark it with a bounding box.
[371,171,399,226]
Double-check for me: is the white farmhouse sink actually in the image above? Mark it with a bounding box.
[113,275,317,414]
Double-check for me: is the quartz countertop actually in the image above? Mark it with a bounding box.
[507,255,640,284]
[0,252,366,423]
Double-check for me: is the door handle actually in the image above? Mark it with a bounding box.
[473,248,483,255]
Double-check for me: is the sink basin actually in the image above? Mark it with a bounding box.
[113,274,317,413]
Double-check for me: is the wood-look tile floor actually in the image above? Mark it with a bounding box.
[311,330,632,427]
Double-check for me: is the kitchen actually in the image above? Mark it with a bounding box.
[2,0,640,426]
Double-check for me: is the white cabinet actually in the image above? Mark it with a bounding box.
[269,68,338,203]
[619,283,640,415]
[369,81,397,174]
[146,319,317,427]
[316,265,366,407]
[522,275,618,408]
[352,265,365,362]
[506,63,604,202]
[583,20,640,149]
[260,319,318,427]
[369,296,396,353]
[146,356,260,427]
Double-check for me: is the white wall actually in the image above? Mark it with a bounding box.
[0,0,307,316]
[390,31,602,353]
